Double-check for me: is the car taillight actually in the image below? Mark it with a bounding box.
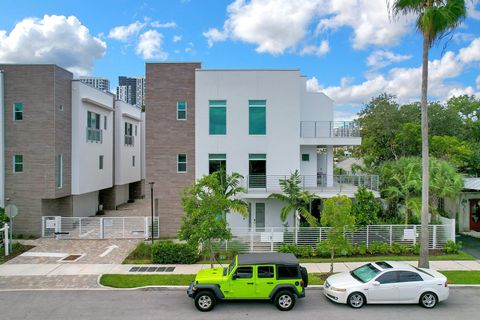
[445,281,448,287]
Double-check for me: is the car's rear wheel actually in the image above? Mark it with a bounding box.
[347,292,366,308]
[420,292,438,309]
[194,291,216,312]
[274,290,296,311]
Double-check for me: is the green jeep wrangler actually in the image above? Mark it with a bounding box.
[187,253,308,312]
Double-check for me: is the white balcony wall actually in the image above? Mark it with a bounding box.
[71,81,114,195]
[300,145,317,188]
[114,100,142,185]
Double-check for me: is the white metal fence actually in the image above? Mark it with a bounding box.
[220,224,455,253]
[0,223,10,256]
[42,216,159,240]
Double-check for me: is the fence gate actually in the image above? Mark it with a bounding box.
[42,216,159,240]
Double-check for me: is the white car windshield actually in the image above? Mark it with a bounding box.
[350,263,381,283]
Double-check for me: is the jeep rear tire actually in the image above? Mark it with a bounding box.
[194,290,216,312]
[274,290,296,311]
[300,266,308,287]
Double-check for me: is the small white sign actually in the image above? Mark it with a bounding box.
[104,219,113,227]
[403,229,417,240]
[46,220,57,229]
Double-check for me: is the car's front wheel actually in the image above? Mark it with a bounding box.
[420,292,438,309]
[274,290,296,311]
[347,292,366,308]
[194,291,216,312]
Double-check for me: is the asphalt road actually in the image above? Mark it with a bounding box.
[1,287,479,320]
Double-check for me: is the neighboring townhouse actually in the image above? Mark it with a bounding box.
[0,65,145,236]
[146,63,378,237]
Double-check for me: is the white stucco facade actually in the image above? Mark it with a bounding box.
[71,81,114,195]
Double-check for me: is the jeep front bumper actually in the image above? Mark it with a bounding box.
[187,282,195,298]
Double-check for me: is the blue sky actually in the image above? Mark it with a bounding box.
[0,0,479,120]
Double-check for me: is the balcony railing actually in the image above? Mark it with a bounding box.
[86,128,102,143]
[244,174,379,192]
[125,135,134,146]
[300,121,360,138]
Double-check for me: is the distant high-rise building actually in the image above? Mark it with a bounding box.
[78,76,110,92]
[117,76,145,109]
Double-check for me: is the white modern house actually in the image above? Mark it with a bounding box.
[194,69,379,231]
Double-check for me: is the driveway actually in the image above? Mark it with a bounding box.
[1,288,478,320]
[457,234,480,259]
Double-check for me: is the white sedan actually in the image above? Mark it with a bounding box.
[323,261,449,309]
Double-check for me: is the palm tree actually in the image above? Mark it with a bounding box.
[429,159,464,219]
[390,0,467,268]
[213,170,249,219]
[268,170,318,227]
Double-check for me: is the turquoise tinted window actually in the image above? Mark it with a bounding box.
[177,100,187,120]
[249,154,266,160]
[13,102,23,121]
[13,154,23,173]
[302,154,310,161]
[249,100,266,135]
[209,100,226,135]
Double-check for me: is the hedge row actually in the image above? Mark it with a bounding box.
[151,241,198,264]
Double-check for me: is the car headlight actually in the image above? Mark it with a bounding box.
[330,287,346,292]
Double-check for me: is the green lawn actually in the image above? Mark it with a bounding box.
[442,271,480,284]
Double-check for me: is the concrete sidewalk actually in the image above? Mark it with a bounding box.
[1,260,480,277]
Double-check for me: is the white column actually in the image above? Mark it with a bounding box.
[326,145,334,187]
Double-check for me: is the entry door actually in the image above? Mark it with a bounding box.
[470,199,480,231]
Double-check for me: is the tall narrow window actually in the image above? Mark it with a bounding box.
[177,100,187,120]
[255,203,266,232]
[209,154,226,174]
[209,100,226,135]
[249,100,266,135]
[177,154,187,173]
[99,155,104,170]
[135,125,138,136]
[13,102,23,121]
[13,154,23,173]
[249,154,267,189]
[132,155,136,167]
[56,154,63,188]
[104,115,107,130]
[124,122,133,145]
[87,111,101,142]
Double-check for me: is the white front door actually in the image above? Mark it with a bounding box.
[368,271,399,303]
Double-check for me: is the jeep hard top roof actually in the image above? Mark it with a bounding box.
[237,253,299,265]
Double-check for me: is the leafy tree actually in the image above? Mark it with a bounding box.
[0,207,8,228]
[429,160,464,219]
[268,170,318,226]
[431,136,473,170]
[178,171,248,267]
[321,196,355,273]
[390,0,466,268]
[351,186,382,226]
[394,123,422,157]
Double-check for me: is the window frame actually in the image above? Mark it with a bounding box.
[257,265,275,279]
[132,155,136,167]
[397,271,423,283]
[56,154,63,189]
[177,154,187,173]
[99,155,104,170]
[276,265,300,280]
[248,100,266,135]
[209,100,227,135]
[376,271,399,285]
[177,100,187,120]
[13,154,23,173]
[104,115,107,130]
[13,102,24,121]
[234,266,253,279]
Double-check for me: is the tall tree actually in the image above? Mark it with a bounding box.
[390,0,466,268]
[268,170,318,227]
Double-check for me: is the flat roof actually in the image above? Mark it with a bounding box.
[237,253,298,265]
[196,69,299,72]
[465,178,480,191]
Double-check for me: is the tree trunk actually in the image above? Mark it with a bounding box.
[330,248,334,274]
[208,240,214,268]
[419,30,430,269]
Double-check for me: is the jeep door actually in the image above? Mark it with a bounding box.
[228,266,256,299]
[255,265,275,299]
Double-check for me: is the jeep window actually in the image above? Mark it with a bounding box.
[227,260,236,275]
[258,266,274,278]
[350,263,381,283]
[235,267,253,279]
[277,266,299,279]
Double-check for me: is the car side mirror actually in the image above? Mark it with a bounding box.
[232,274,237,280]
[372,281,380,286]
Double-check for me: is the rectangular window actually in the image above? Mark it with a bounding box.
[277,266,300,279]
[124,122,133,145]
[209,154,226,174]
[177,100,187,120]
[209,100,226,135]
[301,154,310,161]
[255,203,265,232]
[249,100,266,135]
[13,154,23,173]
[87,111,101,142]
[258,266,274,278]
[99,155,104,170]
[234,266,253,279]
[56,154,63,188]
[104,116,107,130]
[132,156,136,167]
[177,154,187,173]
[135,125,138,136]
[13,102,23,121]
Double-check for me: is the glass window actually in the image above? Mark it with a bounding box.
[132,156,135,167]
[13,154,23,173]
[13,102,24,121]
[234,266,253,279]
[209,154,226,174]
[177,154,187,173]
[56,154,63,188]
[277,266,299,279]
[209,100,226,135]
[255,203,265,232]
[177,100,187,120]
[87,111,100,129]
[249,100,266,135]
[398,271,423,282]
[258,266,274,278]
[104,116,107,130]
[350,263,381,283]
[377,271,399,284]
[99,155,104,170]
[302,154,310,161]
[135,125,138,136]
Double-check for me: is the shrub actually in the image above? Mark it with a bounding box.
[351,186,382,225]
[279,244,314,258]
[411,243,420,255]
[151,241,198,264]
[353,242,367,255]
[315,241,332,258]
[389,242,407,255]
[367,241,389,255]
[443,240,462,254]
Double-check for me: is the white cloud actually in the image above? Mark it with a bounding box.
[173,35,182,42]
[0,15,106,75]
[300,40,330,57]
[477,75,480,90]
[366,50,412,69]
[108,21,145,42]
[307,38,480,105]
[135,30,168,60]
[151,21,177,28]
[205,0,414,53]
[467,1,480,20]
